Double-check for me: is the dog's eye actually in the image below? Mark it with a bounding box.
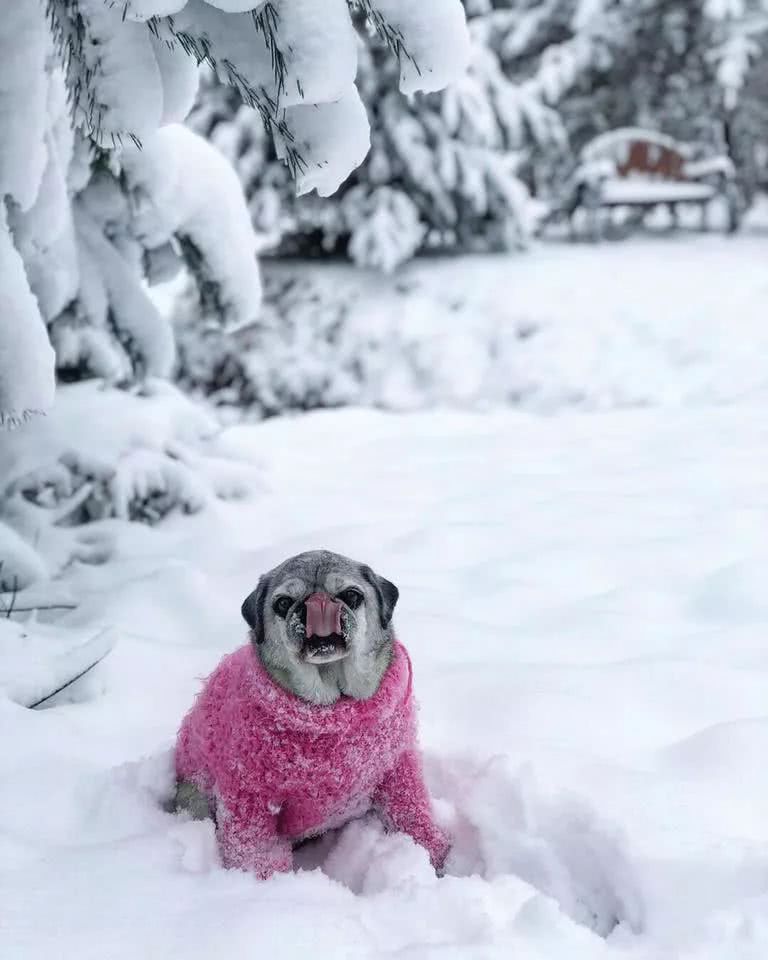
[339,588,363,610]
[272,595,292,618]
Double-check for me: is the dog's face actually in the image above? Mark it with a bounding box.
[241,550,399,703]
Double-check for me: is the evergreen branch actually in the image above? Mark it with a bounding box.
[28,641,112,710]
[0,574,19,619]
[1,604,78,614]
[47,0,112,146]
[178,235,229,325]
[349,0,420,78]
[0,410,47,430]
[161,10,306,177]
[251,3,288,101]
[49,1,305,175]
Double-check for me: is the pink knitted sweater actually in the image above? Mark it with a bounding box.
[175,641,449,878]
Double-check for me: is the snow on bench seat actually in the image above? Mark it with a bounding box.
[600,178,717,206]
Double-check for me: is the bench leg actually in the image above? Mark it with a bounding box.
[586,205,600,242]
[725,185,741,234]
[667,203,679,231]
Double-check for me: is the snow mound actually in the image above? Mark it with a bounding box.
[0,382,261,592]
[431,756,643,936]
[296,754,642,937]
[0,619,115,709]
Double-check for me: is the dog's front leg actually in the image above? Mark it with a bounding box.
[216,799,293,880]
[174,780,215,820]
[373,751,451,873]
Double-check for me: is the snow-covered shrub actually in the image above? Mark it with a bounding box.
[0,380,259,593]
[172,259,522,416]
[191,3,545,272]
[174,267,367,416]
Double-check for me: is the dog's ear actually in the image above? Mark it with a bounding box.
[241,575,269,644]
[362,566,399,629]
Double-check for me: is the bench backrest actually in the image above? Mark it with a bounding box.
[581,128,692,181]
[617,141,686,179]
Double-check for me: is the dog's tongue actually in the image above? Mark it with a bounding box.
[305,593,343,638]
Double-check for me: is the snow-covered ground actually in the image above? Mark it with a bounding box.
[3,236,768,959]
[197,219,768,414]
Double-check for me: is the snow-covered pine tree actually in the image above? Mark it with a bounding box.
[1,0,471,593]
[1,0,471,425]
[706,0,768,202]
[192,0,562,272]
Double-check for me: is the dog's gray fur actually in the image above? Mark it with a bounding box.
[241,549,399,706]
[174,550,398,819]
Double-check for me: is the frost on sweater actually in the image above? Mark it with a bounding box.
[175,640,450,878]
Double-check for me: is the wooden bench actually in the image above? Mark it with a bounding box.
[554,129,742,239]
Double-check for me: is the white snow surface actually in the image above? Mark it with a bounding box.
[599,180,716,203]
[3,237,768,957]
[0,618,116,709]
[3,401,766,958]
[6,332,768,960]
[237,225,768,413]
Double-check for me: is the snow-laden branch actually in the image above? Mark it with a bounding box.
[1,0,471,423]
[122,124,263,329]
[0,208,56,428]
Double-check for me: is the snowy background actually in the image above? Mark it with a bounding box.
[3,2,768,959]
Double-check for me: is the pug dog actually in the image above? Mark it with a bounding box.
[174,550,450,878]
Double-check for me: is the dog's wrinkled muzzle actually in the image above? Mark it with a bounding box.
[305,593,343,638]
